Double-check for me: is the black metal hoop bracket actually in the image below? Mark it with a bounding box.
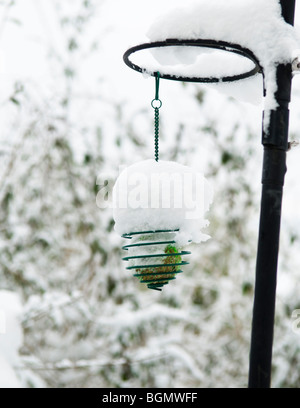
[123,39,263,83]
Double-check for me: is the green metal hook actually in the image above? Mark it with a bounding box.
[155,71,160,100]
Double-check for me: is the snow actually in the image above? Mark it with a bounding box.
[144,0,300,109]
[132,46,256,80]
[0,0,300,389]
[96,303,189,329]
[0,291,23,388]
[112,159,213,246]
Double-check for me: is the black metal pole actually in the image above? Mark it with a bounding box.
[248,0,296,388]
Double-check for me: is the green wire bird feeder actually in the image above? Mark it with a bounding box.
[122,230,190,291]
[122,74,191,291]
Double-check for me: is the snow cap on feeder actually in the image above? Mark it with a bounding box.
[112,159,213,291]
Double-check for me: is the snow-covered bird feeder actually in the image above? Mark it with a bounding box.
[113,160,213,291]
[121,0,300,388]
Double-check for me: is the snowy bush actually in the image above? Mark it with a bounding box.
[0,0,300,388]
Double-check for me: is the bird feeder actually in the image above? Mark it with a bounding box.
[112,158,213,291]
[119,0,299,389]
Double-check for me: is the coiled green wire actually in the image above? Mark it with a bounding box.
[122,230,191,291]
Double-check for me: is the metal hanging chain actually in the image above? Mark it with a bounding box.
[151,72,162,162]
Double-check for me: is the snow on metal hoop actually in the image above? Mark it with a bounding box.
[123,39,263,83]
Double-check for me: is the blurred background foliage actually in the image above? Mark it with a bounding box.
[0,0,300,388]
